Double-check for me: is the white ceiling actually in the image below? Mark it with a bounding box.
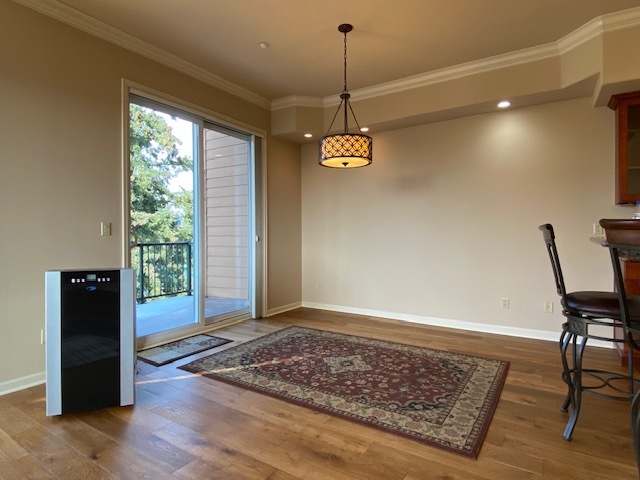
[23,0,640,102]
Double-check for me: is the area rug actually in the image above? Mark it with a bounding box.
[138,334,232,366]
[179,326,509,458]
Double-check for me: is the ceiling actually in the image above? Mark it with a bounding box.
[28,0,640,103]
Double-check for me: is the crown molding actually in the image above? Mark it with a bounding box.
[286,40,557,110]
[271,95,324,111]
[317,6,640,108]
[323,42,560,108]
[602,5,640,32]
[556,13,603,53]
[14,0,640,113]
[556,6,640,53]
[12,0,271,109]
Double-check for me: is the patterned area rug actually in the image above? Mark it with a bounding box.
[138,334,232,366]
[179,326,509,458]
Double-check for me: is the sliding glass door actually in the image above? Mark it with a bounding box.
[202,123,252,325]
[127,93,260,342]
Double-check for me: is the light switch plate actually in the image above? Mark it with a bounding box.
[101,222,112,236]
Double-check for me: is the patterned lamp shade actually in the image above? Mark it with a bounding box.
[318,133,373,168]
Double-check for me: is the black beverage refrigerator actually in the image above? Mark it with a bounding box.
[45,269,135,415]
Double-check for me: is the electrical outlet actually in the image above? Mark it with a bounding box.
[500,297,510,309]
[100,222,112,236]
[593,223,604,236]
[544,301,554,313]
[40,329,44,345]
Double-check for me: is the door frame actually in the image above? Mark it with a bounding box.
[120,80,267,349]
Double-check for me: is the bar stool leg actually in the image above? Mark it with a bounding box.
[560,328,573,413]
[563,335,587,441]
[627,335,636,396]
[631,388,640,475]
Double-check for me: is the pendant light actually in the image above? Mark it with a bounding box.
[318,24,372,168]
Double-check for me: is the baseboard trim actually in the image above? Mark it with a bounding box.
[0,371,45,397]
[267,302,302,317]
[301,301,613,349]
[0,301,612,396]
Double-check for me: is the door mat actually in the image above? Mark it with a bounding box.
[138,334,232,366]
[179,326,509,458]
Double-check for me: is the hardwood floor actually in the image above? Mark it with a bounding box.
[1,308,638,479]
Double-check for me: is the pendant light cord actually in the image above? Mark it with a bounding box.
[343,28,348,94]
[342,28,350,133]
[324,24,364,136]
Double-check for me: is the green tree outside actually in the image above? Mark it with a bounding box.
[129,104,193,243]
[129,104,194,301]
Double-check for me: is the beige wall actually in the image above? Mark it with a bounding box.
[301,97,629,338]
[0,1,301,388]
[267,137,302,312]
[2,0,637,391]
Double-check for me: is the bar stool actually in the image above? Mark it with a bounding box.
[539,223,640,440]
[600,218,640,473]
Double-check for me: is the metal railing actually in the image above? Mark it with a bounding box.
[131,241,192,303]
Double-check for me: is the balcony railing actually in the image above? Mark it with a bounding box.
[131,241,192,303]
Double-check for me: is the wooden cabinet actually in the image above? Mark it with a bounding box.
[609,91,640,205]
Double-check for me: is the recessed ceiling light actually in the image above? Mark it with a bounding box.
[259,41,270,49]
[497,100,511,109]
[304,133,313,138]
[360,127,370,132]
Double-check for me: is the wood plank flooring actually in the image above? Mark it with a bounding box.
[1,308,638,479]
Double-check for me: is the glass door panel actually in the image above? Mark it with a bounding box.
[203,124,252,324]
[129,100,198,337]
